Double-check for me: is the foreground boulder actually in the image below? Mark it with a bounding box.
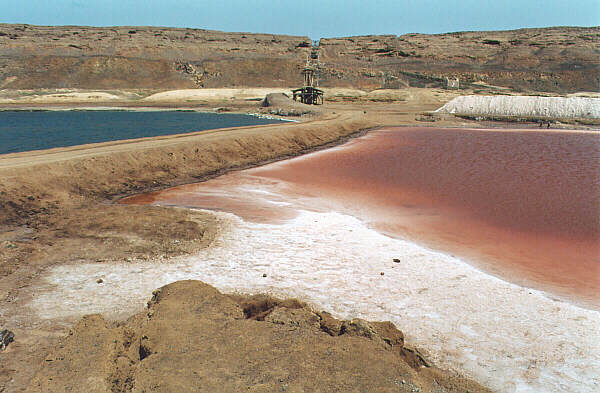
[27,280,491,393]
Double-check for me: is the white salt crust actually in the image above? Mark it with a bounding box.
[436,95,600,119]
[29,210,599,393]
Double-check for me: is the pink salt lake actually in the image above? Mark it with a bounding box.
[123,127,600,309]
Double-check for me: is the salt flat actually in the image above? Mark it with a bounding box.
[29,209,600,393]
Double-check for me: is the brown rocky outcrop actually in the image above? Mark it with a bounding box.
[0,24,311,89]
[317,27,600,92]
[0,24,597,93]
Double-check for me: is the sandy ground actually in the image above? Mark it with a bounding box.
[141,88,295,102]
[0,87,452,107]
[0,87,596,392]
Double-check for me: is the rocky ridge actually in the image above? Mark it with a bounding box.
[318,27,600,93]
[0,24,598,93]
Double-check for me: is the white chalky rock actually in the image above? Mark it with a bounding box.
[436,95,600,119]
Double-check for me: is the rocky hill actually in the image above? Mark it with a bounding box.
[0,24,311,89]
[319,27,600,93]
[0,24,598,93]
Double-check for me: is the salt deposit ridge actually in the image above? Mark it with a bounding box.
[436,95,600,119]
[29,210,600,393]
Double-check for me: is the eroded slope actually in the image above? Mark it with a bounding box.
[0,24,598,93]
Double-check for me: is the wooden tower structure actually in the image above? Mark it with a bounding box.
[292,46,324,105]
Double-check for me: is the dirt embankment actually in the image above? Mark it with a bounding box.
[0,24,597,93]
[0,112,374,277]
[26,280,491,393]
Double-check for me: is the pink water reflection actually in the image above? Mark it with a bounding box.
[123,127,600,308]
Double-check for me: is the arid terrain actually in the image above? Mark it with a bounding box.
[0,23,598,392]
[0,24,598,93]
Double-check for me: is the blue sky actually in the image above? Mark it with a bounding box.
[0,0,598,38]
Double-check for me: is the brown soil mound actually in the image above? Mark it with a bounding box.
[26,280,491,393]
